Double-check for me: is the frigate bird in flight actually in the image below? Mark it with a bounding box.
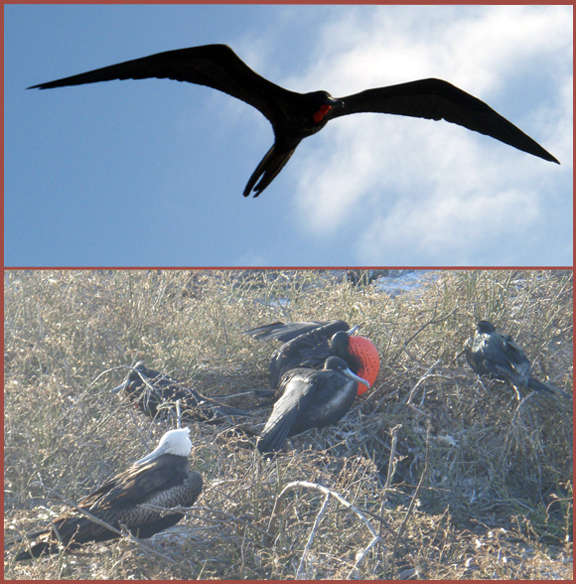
[29,44,559,197]
[464,321,571,400]
[244,320,380,396]
[257,356,371,454]
[12,428,202,561]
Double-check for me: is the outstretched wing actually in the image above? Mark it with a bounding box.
[28,44,293,127]
[269,322,350,388]
[246,320,350,389]
[330,78,559,163]
[244,320,349,343]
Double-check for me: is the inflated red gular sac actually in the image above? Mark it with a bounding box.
[346,335,380,395]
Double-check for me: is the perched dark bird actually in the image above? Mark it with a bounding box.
[111,362,251,423]
[464,321,571,399]
[13,428,202,561]
[28,44,559,198]
[257,356,370,454]
[244,320,380,395]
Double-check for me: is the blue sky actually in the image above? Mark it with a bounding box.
[5,5,573,267]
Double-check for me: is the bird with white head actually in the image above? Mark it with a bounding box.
[12,427,202,561]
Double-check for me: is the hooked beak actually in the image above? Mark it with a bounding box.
[110,379,128,394]
[341,367,370,391]
[111,363,148,393]
[346,324,360,336]
[325,95,344,109]
[134,442,169,466]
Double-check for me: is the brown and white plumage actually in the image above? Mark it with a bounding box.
[13,428,202,561]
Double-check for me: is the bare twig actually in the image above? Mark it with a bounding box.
[406,359,441,408]
[393,308,458,362]
[140,503,271,538]
[89,365,128,387]
[392,416,432,560]
[295,492,330,578]
[265,481,378,545]
[381,423,402,519]
[264,480,381,579]
[176,399,182,429]
[347,535,381,579]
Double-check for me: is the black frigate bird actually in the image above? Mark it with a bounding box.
[28,44,559,198]
[13,427,202,561]
[111,362,251,423]
[244,320,380,397]
[257,356,371,454]
[464,321,572,400]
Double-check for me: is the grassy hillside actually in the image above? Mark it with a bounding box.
[4,269,573,579]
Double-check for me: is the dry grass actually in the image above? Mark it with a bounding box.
[4,269,573,580]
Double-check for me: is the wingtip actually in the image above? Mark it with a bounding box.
[538,147,560,165]
[541,150,561,165]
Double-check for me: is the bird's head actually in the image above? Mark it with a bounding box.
[331,327,380,395]
[330,326,359,355]
[324,356,370,391]
[135,427,192,465]
[110,361,148,394]
[476,321,496,334]
[307,91,344,123]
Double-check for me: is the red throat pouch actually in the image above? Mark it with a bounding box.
[313,105,332,123]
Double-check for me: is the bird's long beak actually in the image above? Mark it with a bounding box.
[326,96,344,108]
[346,325,360,336]
[341,367,370,390]
[110,379,128,394]
[134,443,169,466]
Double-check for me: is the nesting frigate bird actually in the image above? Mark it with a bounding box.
[111,362,251,424]
[244,320,380,396]
[12,428,202,561]
[28,44,559,198]
[464,321,572,400]
[257,356,371,454]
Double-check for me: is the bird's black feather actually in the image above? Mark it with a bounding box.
[464,321,571,400]
[257,357,363,454]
